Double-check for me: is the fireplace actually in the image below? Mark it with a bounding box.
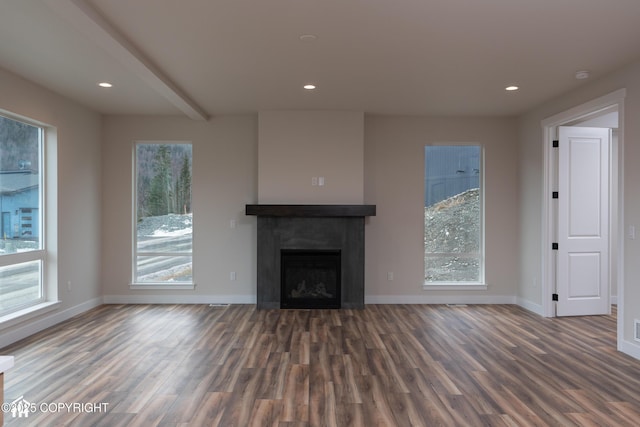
[246,204,376,309]
[281,249,341,309]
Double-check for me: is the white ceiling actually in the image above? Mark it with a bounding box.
[1,0,640,119]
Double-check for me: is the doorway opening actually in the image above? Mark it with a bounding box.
[541,89,625,347]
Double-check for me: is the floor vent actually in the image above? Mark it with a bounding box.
[446,304,468,308]
[209,303,229,308]
[635,319,640,342]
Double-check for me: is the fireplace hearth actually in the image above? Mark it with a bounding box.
[246,204,376,309]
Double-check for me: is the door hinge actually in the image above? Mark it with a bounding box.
[552,293,558,301]
[552,243,559,250]
[553,140,559,148]
[552,191,559,199]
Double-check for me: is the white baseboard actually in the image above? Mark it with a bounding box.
[364,294,517,305]
[619,338,640,360]
[102,294,256,305]
[106,294,517,306]
[0,297,103,349]
[516,297,544,316]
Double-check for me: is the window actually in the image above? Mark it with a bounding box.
[0,115,44,315]
[424,145,483,284]
[133,143,193,287]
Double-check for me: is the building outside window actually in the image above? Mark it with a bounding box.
[424,145,483,284]
[0,115,44,316]
[133,142,193,286]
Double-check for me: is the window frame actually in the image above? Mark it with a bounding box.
[0,115,47,317]
[131,141,194,290]
[423,143,486,289]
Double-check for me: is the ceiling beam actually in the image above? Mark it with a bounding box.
[44,0,209,120]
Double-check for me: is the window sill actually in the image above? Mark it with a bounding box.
[0,300,61,331]
[423,283,487,291]
[130,283,196,290]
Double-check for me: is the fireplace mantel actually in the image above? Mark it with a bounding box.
[246,204,376,218]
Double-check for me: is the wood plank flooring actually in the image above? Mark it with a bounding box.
[1,304,639,426]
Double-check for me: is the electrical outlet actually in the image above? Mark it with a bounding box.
[387,272,394,281]
[230,271,236,281]
[67,281,72,291]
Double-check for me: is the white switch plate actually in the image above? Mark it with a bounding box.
[312,177,318,186]
[318,176,325,186]
[230,271,236,281]
[387,272,394,281]
[629,225,636,240]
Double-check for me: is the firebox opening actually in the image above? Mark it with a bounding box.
[281,249,341,309]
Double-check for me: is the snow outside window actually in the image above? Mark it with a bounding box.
[133,143,193,286]
[424,145,484,284]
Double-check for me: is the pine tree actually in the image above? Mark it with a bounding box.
[148,146,173,216]
[176,154,191,214]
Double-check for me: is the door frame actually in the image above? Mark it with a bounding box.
[541,90,625,332]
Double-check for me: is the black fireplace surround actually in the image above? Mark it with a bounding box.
[246,204,376,309]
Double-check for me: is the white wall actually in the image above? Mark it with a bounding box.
[0,66,102,348]
[364,115,519,303]
[518,58,640,358]
[258,111,364,204]
[101,115,258,303]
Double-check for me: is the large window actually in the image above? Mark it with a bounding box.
[134,143,193,286]
[424,145,483,284]
[0,115,44,315]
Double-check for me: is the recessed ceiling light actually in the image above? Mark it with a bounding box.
[299,34,317,42]
[575,70,590,80]
[505,85,519,91]
[98,82,113,88]
[303,84,316,90]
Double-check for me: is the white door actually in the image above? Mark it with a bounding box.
[556,126,610,316]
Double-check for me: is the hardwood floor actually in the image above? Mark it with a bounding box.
[1,304,639,426]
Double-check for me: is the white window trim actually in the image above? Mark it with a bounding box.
[0,300,61,331]
[0,250,45,267]
[0,114,54,319]
[130,283,195,290]
[423,283,487,291]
